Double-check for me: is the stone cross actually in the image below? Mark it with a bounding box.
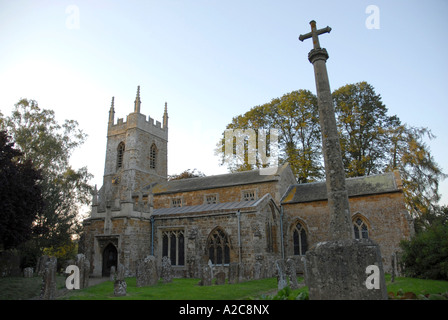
[299,20,353,240]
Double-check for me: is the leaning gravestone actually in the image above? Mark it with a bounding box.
[40,256,57,300]
[228,262,239,284]
[114,263,127,296]
[161,256,173,283]
[275,259,287,290]
[286,258,299,290]
[136,255,158,287]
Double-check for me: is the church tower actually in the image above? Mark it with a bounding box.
[102,86,168,204]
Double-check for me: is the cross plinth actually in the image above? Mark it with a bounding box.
[299,20,353,241]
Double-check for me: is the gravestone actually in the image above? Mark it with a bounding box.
[228,262,239,284]
[207,259,214,279]
[275,259,287,290]
[75,253,90,289]
[215,271,226,285]
[40,256,57,300]
[254,261,263,280]
[200,264,212,286]
[110,265,116,281]
[136,255,158,287]
[286,258,299,290]
[161,256,173,283]
[114,263,127,296]
[23,267,33,278]
[299,20,387,300]
[36,255,49,276]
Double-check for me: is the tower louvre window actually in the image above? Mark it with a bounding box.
[117,142,125,170]
[150,143,157,169]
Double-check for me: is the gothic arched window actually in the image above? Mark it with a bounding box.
[207,227,230,266]
[150,143,157,169]
[353,216,369,239]
[116,142,125,170]
[162,230,185,266]
[293,221,308,256]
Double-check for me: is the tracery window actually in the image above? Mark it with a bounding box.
[150,143,157,169]
[293,222,308,256]
[353,217,369,239]
[116,142,125,170]
[162,230,185,266]
[207,228,230,266]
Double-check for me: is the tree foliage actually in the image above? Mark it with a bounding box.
[216,89,323,183]
[216,82,446,218]
[0,130,43,250]
[0,99,93,255]
[400,207,448,280]
[168,168,206,181]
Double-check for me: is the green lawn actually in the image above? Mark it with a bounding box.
[1,274,448,300]
[63,277,299,300]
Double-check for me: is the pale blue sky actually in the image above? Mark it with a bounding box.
[1,0,447,205]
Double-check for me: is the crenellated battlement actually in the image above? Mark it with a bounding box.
[108,111,168,140]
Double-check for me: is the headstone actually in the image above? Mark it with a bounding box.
[136,255,158,287]
[40,256,57,300]
[23,267,33,278]
[161,256,173,283]
[114,279,127,297]
[36,255,49,276]
[215,271,226,285]
[110,265,116,282]
[254,261,263,280]
[228,262,239,284]
[75,253,90,289]
[391,252,397,283]
[286,258,299,290]
[298,20,387,300]
[275,259,287,290]
[207,259,214,279]
[200,264,212,286]
[114,263,127,296]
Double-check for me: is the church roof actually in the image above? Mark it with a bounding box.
[153,193,274,216]
[281,172,401,204]
[148,163,291,195]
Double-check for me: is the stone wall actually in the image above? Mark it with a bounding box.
[282,191,413,272]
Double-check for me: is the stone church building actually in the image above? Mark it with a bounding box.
[81,87,414,279]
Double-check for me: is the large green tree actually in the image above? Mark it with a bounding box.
[216,89,323,183]
[1,99,93,255]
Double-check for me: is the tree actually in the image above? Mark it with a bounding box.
[216,90,323,182]
[1,99,93,254]
[0,130,43,250]
[333,81,399,177]
[386,124,447,218]
[168,168,206,181]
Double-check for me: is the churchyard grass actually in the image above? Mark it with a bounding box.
[1,274,447,300]
[0,275,66,300]
[63,277,296,300]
